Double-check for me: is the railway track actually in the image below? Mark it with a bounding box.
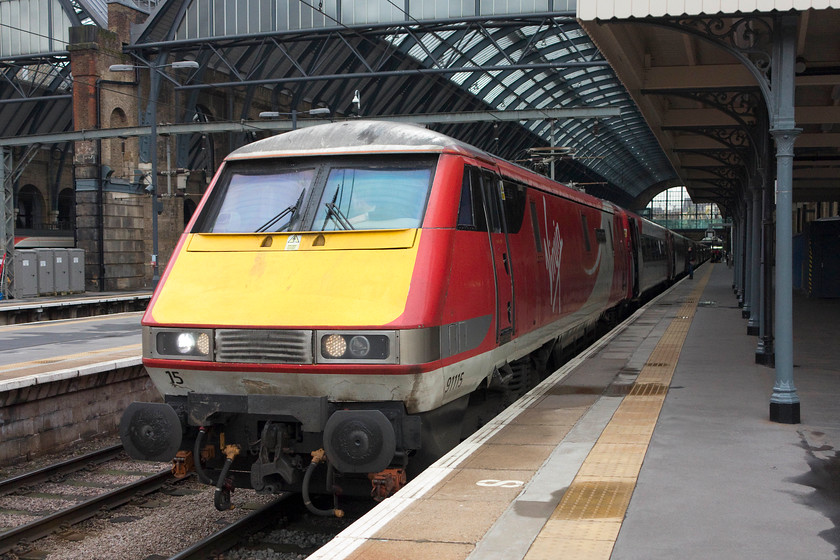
[0,444,368,560]
[0,445,172,556]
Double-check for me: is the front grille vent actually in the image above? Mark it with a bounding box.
[215,329,313,364]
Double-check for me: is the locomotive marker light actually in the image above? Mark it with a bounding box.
[109,60,200,290]
[349,335,371,358]
[318,332,393,362]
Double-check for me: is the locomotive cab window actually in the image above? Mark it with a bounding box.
[193,156,436,234]
[196,164,316,234]
[457,166,488,231]
[313,163,433,231]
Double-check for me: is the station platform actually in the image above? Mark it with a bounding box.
[311,263,840,560]
[0,290,151,325]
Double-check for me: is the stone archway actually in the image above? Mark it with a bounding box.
[16,184,45,229]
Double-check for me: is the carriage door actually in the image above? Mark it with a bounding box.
[480,169,515,343]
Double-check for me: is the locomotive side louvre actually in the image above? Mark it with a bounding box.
[121,121,678,508]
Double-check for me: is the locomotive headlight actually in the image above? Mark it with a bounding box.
[151,328,214,360]
[176,332,210,355]
[322,334,347,358]
[317,331,397,363]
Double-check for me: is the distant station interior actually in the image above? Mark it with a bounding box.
[2,0,840,426]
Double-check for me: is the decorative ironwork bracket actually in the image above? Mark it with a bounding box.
[642,14,774,102]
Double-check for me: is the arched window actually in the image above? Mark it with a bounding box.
[16,185,45,229]
[642,186,722,230]
[107,108,129,174]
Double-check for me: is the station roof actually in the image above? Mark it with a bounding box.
[122,1,686,207]
[2,1,688,209]
[579,3,840,215]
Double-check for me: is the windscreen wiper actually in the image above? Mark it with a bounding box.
[320,186,355,231]
[324,202,355,230]
[256,190,305,233]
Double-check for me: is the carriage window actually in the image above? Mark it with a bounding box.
[595,228,607,244]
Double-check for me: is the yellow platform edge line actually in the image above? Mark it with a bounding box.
[524,265,713,560]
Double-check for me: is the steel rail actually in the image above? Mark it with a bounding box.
[167,495,293,560]
[0,443,125,497]
[0,468,172,555]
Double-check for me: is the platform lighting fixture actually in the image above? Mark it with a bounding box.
[108,60,199,290]
[258,107,331,130]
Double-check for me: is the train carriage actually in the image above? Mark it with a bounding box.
[121,121,680,510]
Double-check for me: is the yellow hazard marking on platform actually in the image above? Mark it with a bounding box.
[525,265,713,560]
[0,344,141,372]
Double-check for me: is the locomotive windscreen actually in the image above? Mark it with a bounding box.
[192,155,437,234]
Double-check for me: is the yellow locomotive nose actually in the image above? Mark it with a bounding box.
[148,228,421,329]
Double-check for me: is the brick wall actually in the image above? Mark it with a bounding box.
[0,366,161,467]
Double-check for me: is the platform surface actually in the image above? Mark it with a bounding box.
[0,312,142,390]
[311,263,840,560]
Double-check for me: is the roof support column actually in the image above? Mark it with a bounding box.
[769,15,800,424]
[747,183,762,333]
[730,217,737,290]
[741,190,754,319]
[756,175,775,366]
[736,203,746,307]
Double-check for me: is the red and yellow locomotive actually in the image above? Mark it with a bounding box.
[120,120,695,510]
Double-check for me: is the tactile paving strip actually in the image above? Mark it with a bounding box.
[524,266,713,560]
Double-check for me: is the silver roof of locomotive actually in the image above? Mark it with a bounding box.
[227,120,486,160]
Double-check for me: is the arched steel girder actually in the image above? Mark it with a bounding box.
[515,80,661,186]
[0,60,74,139]
[123,12,676,204]
[451,36,600,104]
[419,24,596,98]
[514,70,618,112]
